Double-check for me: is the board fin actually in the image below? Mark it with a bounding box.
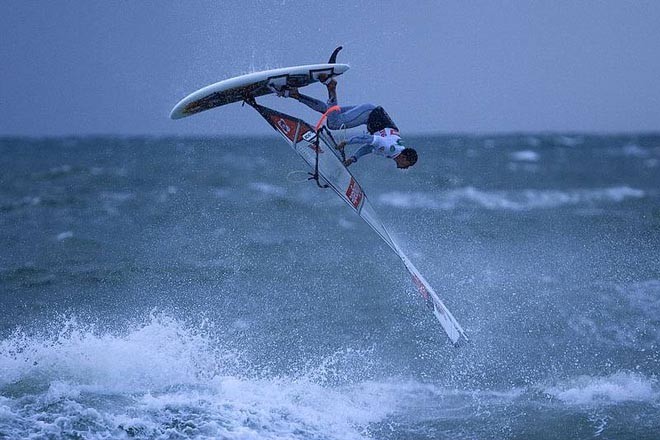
[328,46,343,64]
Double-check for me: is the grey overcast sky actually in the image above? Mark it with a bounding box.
[1,1,659,136]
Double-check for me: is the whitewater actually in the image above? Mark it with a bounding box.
[1,134,659,439]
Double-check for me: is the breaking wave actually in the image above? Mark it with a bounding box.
[378,186,645,211]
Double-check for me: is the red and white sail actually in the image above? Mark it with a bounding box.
[251,102,468,345]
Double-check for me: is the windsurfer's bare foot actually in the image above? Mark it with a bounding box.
[318,73,336,88]
[326,80,337,103]
[317,74,338,102]
[325,79,337,92]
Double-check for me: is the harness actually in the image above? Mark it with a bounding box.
[367,106,399,134]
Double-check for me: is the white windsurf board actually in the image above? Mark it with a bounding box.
[170,63,349,119]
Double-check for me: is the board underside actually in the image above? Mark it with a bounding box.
[170,63,349,119]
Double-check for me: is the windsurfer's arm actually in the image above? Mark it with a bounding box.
[345,135,374,148]
[350,144,375,161]
[338,135,375,166]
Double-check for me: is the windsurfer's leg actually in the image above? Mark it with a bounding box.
[326,78,338,106]
[291,75,375,130]
[322,77,374,129]
[326,103,376,130]
[293,93,329,114]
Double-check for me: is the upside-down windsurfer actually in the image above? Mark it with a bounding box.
[270,49,418,169]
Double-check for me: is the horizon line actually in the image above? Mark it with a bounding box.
[2,130,660,140]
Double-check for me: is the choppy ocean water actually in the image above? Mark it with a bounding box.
[1,134,659,439]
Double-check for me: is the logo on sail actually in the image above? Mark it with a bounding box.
[346,177,363,209]
[277,118,291,134]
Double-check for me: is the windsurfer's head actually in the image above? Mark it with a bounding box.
[394,148,418,169]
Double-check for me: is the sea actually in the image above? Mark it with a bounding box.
[1,134,659,439]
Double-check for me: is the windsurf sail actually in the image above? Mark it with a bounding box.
[247,100,468,345]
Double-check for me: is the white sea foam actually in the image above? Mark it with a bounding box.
[0,316,522,438]
[2,315,658,439]
[0,315,395,440]
[569,280,660,346]
[56,231,73,241]
[556,136,584,147]
[338,218,356,229]
[1,196,41,212]
[0,315,225,391]
[510,150,540,162]
[624,280,660,316]
[622,143,649,158]
[543,372,659,406]
[378,186,645,211]
[212,187,232,199]
[99,191,135,216]
[619,279,660,343]
[249,182,286,197]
